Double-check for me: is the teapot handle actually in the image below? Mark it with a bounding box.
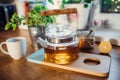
[41,8,77,16]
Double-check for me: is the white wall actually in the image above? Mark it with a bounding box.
[89,0,120,30]
[14,0,25,16]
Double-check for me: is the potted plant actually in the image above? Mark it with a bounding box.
[5,4,56,48]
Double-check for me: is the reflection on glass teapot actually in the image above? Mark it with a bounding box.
[38,24,79,64]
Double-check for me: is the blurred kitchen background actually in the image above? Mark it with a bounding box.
[0,0,120,30]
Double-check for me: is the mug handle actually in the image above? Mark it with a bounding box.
[0,42,9,55]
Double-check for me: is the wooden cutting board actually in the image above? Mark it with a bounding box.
[27,48,111,77]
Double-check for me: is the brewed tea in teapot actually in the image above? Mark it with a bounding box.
[38,24,79,64]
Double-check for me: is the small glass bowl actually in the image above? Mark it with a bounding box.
[77,30,95,49]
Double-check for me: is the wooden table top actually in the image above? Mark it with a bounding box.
[0,29,120,80]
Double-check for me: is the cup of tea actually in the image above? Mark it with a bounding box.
[77,30,95,49]
[0,37,26,60]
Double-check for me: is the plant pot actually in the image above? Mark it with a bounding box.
[28,27,45,49]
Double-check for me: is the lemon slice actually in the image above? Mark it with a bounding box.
[98,41,112,54]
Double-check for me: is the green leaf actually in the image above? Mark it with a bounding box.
[84,3,88,8]
[84,0,94,3]
[48,0,54,5]
[73,0,81,3]
[12,23,17,30]
[50,16,56,23]
[12,13,17,19]
[11,13,17,22]
[5,22,12,30]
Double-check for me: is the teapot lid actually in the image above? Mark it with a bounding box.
[45,24,75,39]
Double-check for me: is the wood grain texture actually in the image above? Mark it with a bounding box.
[0,29,120,80]
[41,8,77,16]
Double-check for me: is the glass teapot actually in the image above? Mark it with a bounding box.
[38,24,79,64]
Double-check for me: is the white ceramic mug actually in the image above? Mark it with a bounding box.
[0,37,26,60]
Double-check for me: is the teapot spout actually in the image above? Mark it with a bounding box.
[38,37,47,48]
